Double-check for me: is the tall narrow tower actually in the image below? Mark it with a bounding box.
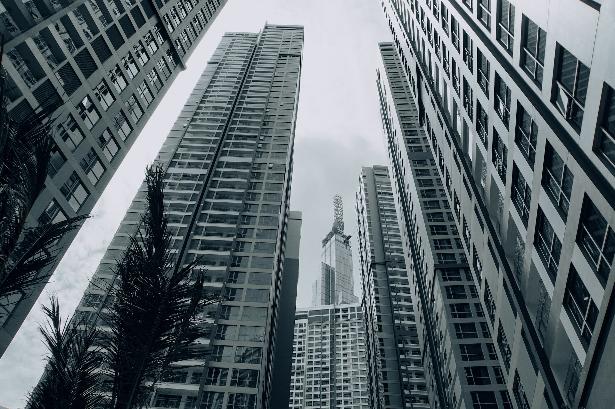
[62,24,304,409]
[320,195,358,305]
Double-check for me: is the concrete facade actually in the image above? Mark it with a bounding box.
[378,0,615,407]
[377,42,510,409]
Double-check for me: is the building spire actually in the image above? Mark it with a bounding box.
[333,194,344,233]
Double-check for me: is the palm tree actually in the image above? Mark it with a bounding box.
[26,297,103,409]
[0,62,86,306]
[105,165,215,409]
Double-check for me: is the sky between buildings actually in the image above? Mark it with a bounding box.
[0,0,390,405]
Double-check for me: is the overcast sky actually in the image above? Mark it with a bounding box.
[0,1,390,406]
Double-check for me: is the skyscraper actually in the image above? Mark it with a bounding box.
[69,24,304,409]
[289,304,369,409]
[379,0,615,408]
[356,165,429,409]
[377,42,510,409]
[320,195,358,305]
[0,0,227,355]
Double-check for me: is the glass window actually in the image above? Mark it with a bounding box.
[148,69,162,92]
[476,101,488,146]
[577,195,615,282]
[230,369,259,388]
[451,15,460,51]
[48,144,66,177]
[496,0,515,54]
[153,393,181,408]
[492,129,508,183]
[512,164,531,226]
[542,143,573,218]
[552,45,590,132]
[60,172,89,211]
[121,53,139,79]
[454,322,478,339]
[113,111,132,140]
[494,73,511,128]
[125,95,143,122]
[471,391,498,408]
[57,115,84,151]
[478,0,491,29]
[76,95,100,130]
[227,394,256,409]
[463,76,474,117]
[94,80,114,111]
[144,32,158,54]
[564,265,598,350]
[234,347,262,364]
[79,149,105,185]
[515,104,538,167]
[534,207,562,282]
[595,83,615,172]
[98,128,119,162]
[465,366,491,385]
[463,31,473,73]
[133,41,149,66]
[204,367,228,386]
[477,49,490,97]
[38,199,67,224]
[6,48,40,87]
[521,15,546,88]
[460,344,484,361]
[109,65,127,93]
[137,81,154,107]
[450,303,472,318]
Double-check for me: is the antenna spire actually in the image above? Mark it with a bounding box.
[333,194,344,233]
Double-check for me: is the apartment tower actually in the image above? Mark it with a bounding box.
[289,304,369,409]
[69,24,304,409]
[379,0,615,408]
[320,194,358,305]
[377,44,510,409]
[0,0,227,355]
[356,165,429,409]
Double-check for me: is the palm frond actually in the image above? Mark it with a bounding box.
[0,215,88,302]
[27,297,102,409]
[0,84,54,281]
[105,165,214,409]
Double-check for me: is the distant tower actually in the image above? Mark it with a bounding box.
[320,195,358,305]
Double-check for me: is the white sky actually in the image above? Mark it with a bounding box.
[0,1,390,406]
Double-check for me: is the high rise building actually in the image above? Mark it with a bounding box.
[355,165,429,409]
[377,42,511,409]
[67,24,304,409]
[320,194,358,305]
[289,304,369,409]
[0,0,227,355]
[379,0,615,408]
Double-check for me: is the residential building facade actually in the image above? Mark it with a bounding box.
[320,195,358,305]
[355,165,429,409]
[379,0,615,408]
[0,0,227,355]
[69,24,304,409]
[289,304,369,409]
[377,42,510,409]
